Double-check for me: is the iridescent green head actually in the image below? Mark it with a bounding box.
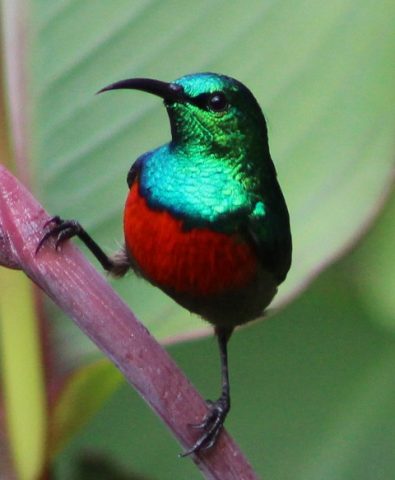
[169,73,269,155]
[99,72,270,159]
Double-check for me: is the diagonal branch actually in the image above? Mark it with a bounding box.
[0,165,260,480]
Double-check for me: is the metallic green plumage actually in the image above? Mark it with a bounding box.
[136,73,291,283]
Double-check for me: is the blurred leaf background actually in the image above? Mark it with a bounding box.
[1,0,395,479]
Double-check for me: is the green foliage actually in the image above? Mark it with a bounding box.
[347,193,395,332]
[32,0,395,359]
[1,0,394,478]
[49,360,123,458]
[0,271,46,480]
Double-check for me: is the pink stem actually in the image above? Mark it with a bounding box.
[0,165,259,480]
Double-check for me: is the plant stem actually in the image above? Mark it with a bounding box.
[0,165,260,479]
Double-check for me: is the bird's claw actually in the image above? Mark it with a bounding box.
[189,400,215,429]
[180,398,229,457]
[36,216,81,254]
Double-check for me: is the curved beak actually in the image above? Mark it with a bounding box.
[97,78,185,103]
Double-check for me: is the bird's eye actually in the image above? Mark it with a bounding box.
[207,92,228,112]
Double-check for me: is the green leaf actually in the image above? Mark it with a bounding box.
[345,189,395,333]
[49,359,122,458]
[19,0,395,459]
[31,0,395,350]
[0,270,47,480]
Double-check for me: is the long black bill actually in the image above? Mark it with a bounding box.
[97,77,185,103]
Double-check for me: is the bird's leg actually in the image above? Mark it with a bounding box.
[181,326,233,457]
[36,216,130,277]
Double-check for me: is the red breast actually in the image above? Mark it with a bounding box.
[124,181,258,297]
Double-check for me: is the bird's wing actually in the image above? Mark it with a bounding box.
[246,198,292,285]
[126,157,144,188]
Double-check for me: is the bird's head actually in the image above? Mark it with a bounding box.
[99,73,270,158]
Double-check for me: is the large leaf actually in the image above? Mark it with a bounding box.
[31,0,395,359]
[346,190,395,332]
[2,0,393,472]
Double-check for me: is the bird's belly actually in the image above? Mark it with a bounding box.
[124,182,259,299]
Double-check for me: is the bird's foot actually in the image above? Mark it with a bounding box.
[180,397,230,457]
[36,216,82,254]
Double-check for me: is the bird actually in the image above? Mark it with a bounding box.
[37,72,292,456]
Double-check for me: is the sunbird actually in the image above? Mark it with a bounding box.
[37,73,292,455]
